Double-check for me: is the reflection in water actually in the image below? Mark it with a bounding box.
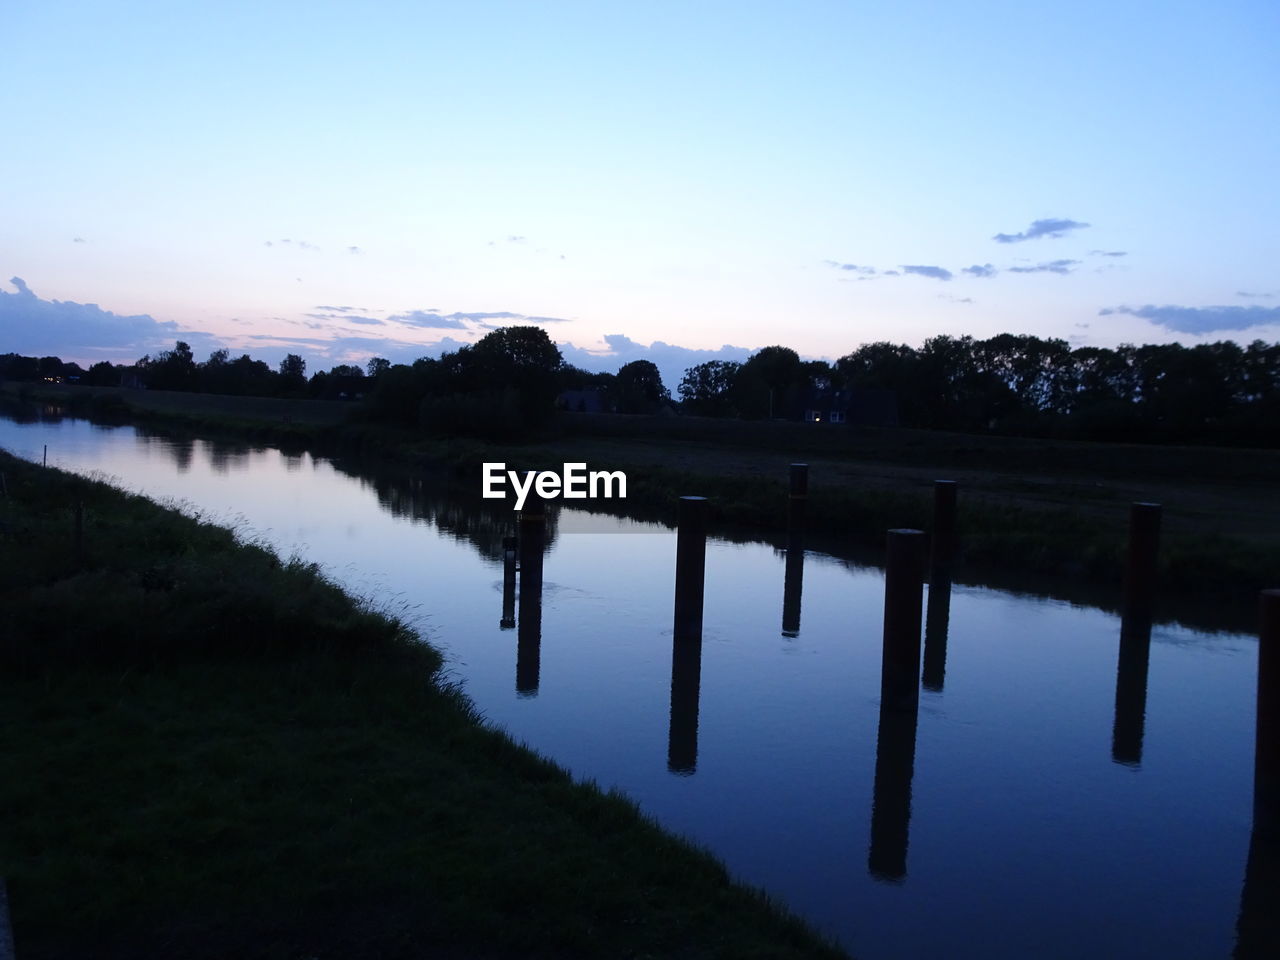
[168,436,195,473]
[1112,617,1152,766]
[668,636,703,774]
[782,531,805,638]
[922,576,952,692]
[1235,823,1280,958]
[868,705,919,882]
[516,504,546,697]
[500,535,517,630]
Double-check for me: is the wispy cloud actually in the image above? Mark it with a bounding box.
[386,310,470,330]
[823,260,876,275]
[72,237,86,244]
[900,264,953,281]
[993,218,1090,243]
[1099,303,1280,333]
[1007,259,1079,274]
[347,245,363,255]
[1090,249,1127,257]
[963,263,997,278]
[1237,290,1275,299]
[939,294,974,304]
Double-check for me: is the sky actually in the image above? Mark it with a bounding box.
[2,0,1278,389]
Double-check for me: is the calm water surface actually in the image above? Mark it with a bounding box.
[2,413,1269,959]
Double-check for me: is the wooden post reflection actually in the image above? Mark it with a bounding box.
[667,635,703,774]
[869,529,926,882]
[516,495,545,697]
[1112,618,1151,765]
[922,575,952,692]
[782,530,804,638]
[1231,591,1280,959]
[500,535,517,630]
[868,703,919,882]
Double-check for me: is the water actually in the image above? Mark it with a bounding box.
[1,411,1270,959]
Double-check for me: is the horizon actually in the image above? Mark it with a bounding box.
[3,1,1278,391]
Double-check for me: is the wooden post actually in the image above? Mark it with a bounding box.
[43,443,47,467]
[1122,502,1161,633]
[868,704,919,882]
[516,489,545,695]
[929,480,957,581]
[788,462,808,533]
[881,529,926,713]
[500,535,517,629]
[673,497,708,642]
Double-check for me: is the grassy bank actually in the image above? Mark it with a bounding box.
[7,380,1279,607]
[0,449,846,959]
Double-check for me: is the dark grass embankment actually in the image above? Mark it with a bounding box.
[0,450,847,960]
[8,381,1278,609]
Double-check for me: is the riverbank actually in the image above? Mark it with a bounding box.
[7,380,1278,610]
[0,449,846,959]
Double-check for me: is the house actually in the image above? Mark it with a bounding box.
[802,387,899,427]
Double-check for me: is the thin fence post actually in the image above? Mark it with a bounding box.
[788,463,808,533]
[673,496,708,642]
[929,480,957,581]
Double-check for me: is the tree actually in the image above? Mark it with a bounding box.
[141,341,197,391]
[367,357,391,379]
[613,359,670,413]
[733,346,805,419]
[278,353,307,396]
[678,360,740,416]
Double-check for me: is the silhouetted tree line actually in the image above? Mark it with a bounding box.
[677,335,1280,446]
[1,344,394,402]
[7,329,1278,446]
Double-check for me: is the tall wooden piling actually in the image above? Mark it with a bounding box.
[516,490,545,695]
[500,535,517,629]
[673,496,708,642]
[1122,502,1161,633]
[1257,590,1280,835]
[929,480,957,581]
[881,529,926,713]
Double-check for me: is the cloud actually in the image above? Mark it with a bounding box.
[901,264,953,281]
[557,334,755,392]
[347,246,363,254]
[386,310,470,330]
[0,276,222,361]
[267,238,320,251]
[993,218,1090,243]
[1098,304,1280,334]
[1007,259,1079,274]
[963,263,996,278]
[305,309,385,326]
[524,315,571,323]
[823,260,876,275]
[1237,291,1275,299]
[1090,250,1127,257]
[72,237,86,244]
[938,294,974,304]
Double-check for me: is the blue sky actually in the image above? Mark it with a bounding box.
[3,0,1278,388]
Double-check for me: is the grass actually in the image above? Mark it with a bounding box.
[0,449,847,959]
